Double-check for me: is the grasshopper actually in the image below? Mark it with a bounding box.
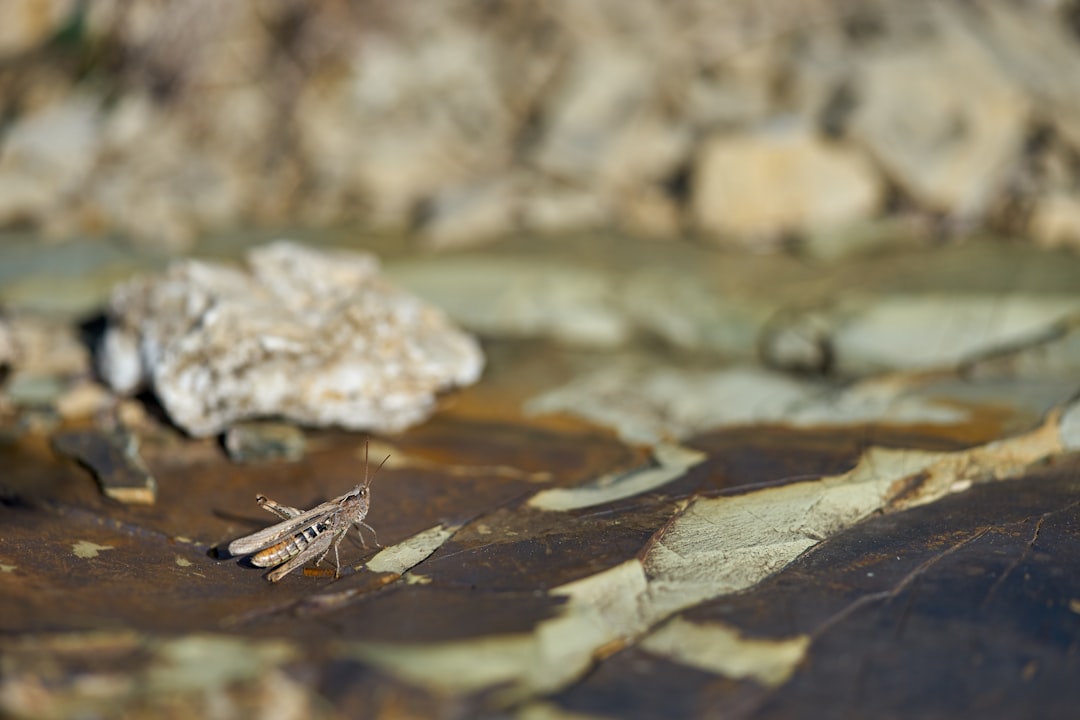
[228,440,388,582]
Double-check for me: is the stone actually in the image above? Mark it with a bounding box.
[614,185,683,239]
[388,250,770,358]
[532,43,655,182]
[0,316,14,371]
[960,2,1080,155]
[392,256,630,348]
[55,381,113,421]
[52,428,157,505]
[98,240,484,437]
[848,5,1028,217]
[526,362,967,445]
[5,374,65,407]
[0,96,102,227]
[3,313,90,377]
[295,21,511,229]
[800,218,927,263]
[224,422,306,464]
[693,119,882,241]
[0,0,76,57]
[684,42,773,129]
[0,312,92,410]
[518,184,609,235]
[418,178,518,250]
[830,295,1080,374]
[1030,193,1080,251]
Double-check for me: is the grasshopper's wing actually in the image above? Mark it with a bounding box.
[227,499,340,556]
[266,530,336,582]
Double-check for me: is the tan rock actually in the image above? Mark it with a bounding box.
[693,120,882,241]
[1030,193,1080,251]
[56,382,112,421]
[0,0,75,57]
[849,5,1029,216]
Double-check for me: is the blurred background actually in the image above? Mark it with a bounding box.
[3,0,1079,255]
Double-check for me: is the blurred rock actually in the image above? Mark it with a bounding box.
[962,2,1080,155]
[394,256,629,347]
[3,313,90,377]
[224,421,306,464]
[0,316,14,371]
[519,184,609,235]
[616,185,683,238]
[295,16,512,229]
[963,317,1080,381]
[0,312,92,410]
[419,178,518,250]
[801,217,926,263]
[0,96,102,227]
[759,308,833,374]
[685,43,773,128]
[1,1,1079,248]
[5,374,65,407]
[1030,193,1080,251]
[99,241,484,437]
[55,381,112,421]
[0,0,75,57]
[532,44,653,181]
[693,119,882,241]
[830,295,1080,374]
[849,4,1028,217]
[527,362,968,444]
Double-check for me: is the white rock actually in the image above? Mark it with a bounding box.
[693,119,882,240]
[849,6,1029,216]
[99,241,484,437]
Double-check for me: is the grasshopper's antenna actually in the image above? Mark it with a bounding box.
[361,437,391,489]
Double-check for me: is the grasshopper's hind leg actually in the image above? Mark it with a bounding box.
[256,496,305,520]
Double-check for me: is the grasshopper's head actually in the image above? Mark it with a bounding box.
[353,438,390,514]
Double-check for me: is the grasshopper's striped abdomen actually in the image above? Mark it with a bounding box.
[251,520,330,568]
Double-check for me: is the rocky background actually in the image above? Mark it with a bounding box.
[3,0,1080,252]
